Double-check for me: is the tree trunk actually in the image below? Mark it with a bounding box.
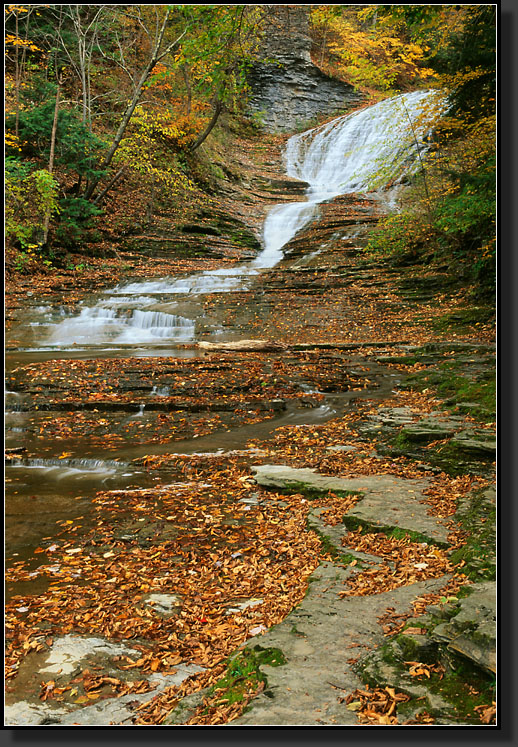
[42,75,62,245]
[84,15,188,201]
[92,167,126,206]
[182,64,192,115]
[189,100,223,153]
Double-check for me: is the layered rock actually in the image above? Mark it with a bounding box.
[247,6,362,132]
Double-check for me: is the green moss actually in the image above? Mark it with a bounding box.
[398,356,495,422]
[426,664,495,723]
[358,634,495,724]
[392,432,414,452]
[309,523,363,566]
[449,489,496,580]
[207,646,286,707]
[432,306,494,332]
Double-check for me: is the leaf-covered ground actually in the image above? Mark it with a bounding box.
[5,164,495,726]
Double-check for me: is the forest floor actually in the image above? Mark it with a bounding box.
[4,132,496,727]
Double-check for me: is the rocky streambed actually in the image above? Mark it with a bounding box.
[5,140,495,726]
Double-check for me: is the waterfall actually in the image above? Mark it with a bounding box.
[5,456,128,484]
[35,90,440,350]
[46,306,195,345]
[261,89,441,259]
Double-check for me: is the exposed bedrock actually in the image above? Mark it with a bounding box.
[247,6,362,132]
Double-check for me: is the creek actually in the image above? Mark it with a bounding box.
[5,90,440,580]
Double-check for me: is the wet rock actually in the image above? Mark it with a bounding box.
[400,424,457,443]
[142,593,182,617]
[57,665,204,726]
[225,598,264,614]
[4,701,70,726]
[450,432,496,457]
[40,634,139,675]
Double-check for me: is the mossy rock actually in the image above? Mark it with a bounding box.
[204,646,287,710]
[356,624,495,724]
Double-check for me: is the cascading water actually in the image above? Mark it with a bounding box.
[6,89,442,584]
[24,90,440,351]
[262,88,442,251]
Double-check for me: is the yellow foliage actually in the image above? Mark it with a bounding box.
[5,132,23,151]
[114,106,200,195]
[311,6,438,93]
[5,33,41,51]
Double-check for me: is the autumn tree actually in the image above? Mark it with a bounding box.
[362,5,496,296]
[309,5,438,95]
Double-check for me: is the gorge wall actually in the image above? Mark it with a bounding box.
[247,5,363,132]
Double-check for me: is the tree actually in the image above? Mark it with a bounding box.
[309,5,438,95]
[353,5,496,295]
[83,6,191,200]
[4,4,264,252]
[4,4,41,136]
[5,156,60,256]
[46,4,109,131]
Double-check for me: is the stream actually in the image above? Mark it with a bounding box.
[5,90,441,581]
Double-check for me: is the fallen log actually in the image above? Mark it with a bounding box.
[198,339,287,352]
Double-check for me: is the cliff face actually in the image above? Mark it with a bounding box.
[247,6,362,132]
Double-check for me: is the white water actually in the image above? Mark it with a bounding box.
[6,456,128,485]
[33,90,440,349]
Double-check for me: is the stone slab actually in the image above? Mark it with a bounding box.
[252,465,449,545]
[431,582,496,674]
[228,561,451,726]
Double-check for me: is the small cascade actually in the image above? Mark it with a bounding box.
[117,310,195,342]
[45,306,195,346]
[151,385,171,397]
[113,265,254,297]
[5,456,129,484]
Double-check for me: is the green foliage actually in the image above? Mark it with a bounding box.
[172,5,260,109]
[5,156,60,251]
[11,100,106,180]
[366,103,495,295]
[54,197,103,249]
[434,170,495,249]
[430,6,496,120]
[366,212,427,261]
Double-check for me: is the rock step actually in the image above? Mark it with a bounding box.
[252,465,450,547]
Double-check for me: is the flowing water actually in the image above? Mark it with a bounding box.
[5,90,440,569]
